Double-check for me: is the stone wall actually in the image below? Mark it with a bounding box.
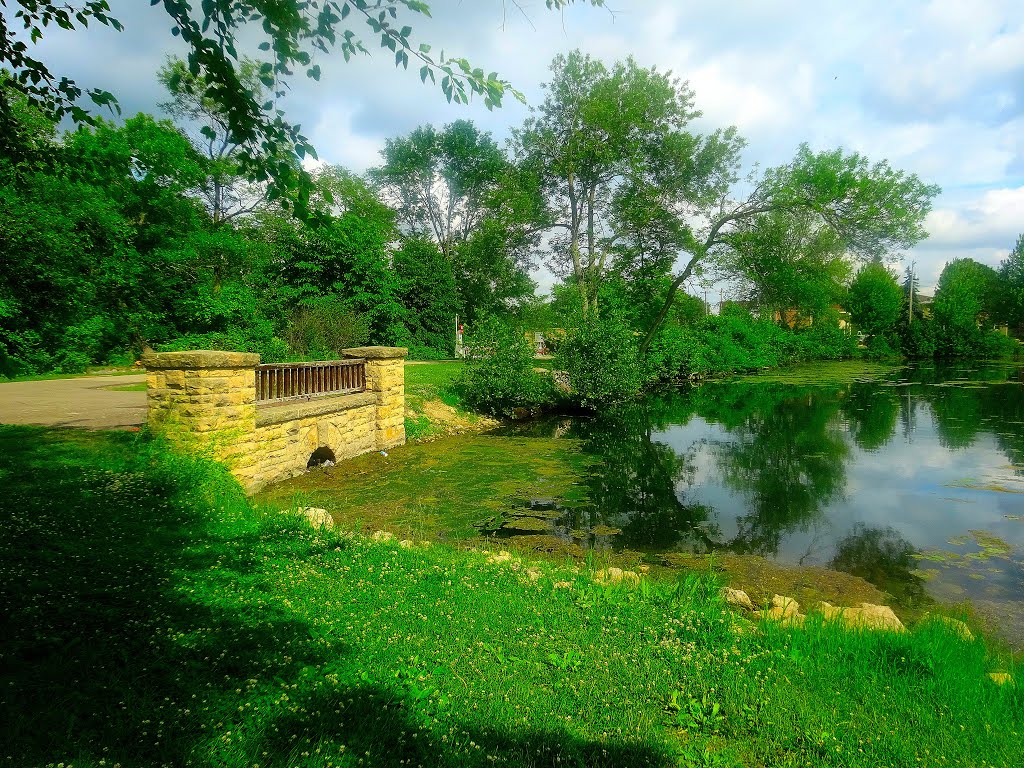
[142,347,407,493]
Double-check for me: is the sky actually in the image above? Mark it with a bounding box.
[27,0,1024,295]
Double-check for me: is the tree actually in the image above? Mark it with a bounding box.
[721,208,851,323]
[2,1,606,213]
[393,238,460,356]
[640,144,940,353]
[514,50,739,319]
[270,166,405,343]
[158,56,271,224]
[933,257,1001,357]
[370,119,541,319]
[997,234,1024,334]
[847,262,903,344]
[371,119,506,257]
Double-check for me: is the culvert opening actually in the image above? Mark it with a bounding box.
[307,446,337,469]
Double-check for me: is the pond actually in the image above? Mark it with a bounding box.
[260,361,1024,645]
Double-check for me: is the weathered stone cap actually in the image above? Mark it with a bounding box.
[342,346,409,360]
[142,350,261,369]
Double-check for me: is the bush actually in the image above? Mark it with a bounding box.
[789,310,857,361]
[159,320,288,363]
[897,318,937,358]
[281,296,370,360]
[555,317,646,407]
[979,329,1018,359]
[455,317,555,417]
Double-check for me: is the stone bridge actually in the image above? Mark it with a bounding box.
[142,347,406,493]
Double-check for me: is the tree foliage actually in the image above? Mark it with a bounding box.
[848,262,903,344]
[370,119,541,320]
[515,50,738,319]
[2,1,606,215]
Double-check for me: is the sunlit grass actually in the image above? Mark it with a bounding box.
[1,425,1021,767]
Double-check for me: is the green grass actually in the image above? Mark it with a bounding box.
[103,382,148,391]
[405,361,465,405]
[1,425,1022,767]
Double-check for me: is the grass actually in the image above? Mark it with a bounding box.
[403,361,493,441]
[404,361,465,406]
[1,425,1022,767]
[102,382,148,392]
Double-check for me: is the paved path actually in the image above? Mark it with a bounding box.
[0,375,147,430]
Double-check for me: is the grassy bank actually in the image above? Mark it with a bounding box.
[403,361,498,440]
[1,425,1021,767]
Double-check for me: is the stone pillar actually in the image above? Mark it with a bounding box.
[142,350,259,463]
[343,346,408,450]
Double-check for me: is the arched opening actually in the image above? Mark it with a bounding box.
[307,446,337,469]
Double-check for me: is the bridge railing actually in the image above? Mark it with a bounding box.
[255,359,366,403]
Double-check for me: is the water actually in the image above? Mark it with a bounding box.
[502,362,1024,621]
[266,361,1024,642]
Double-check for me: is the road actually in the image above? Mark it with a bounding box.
[0,375,147,430]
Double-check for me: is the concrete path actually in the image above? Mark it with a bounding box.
[0,375,147,430]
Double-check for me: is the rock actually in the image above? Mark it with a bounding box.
[755,595,805,627]
[298,507,333,529]
[814,601,906,632]
[924,615,975,642]
[593,567,641,586]
[771,594,801,616]
[816,601,845,621]
[722,587,755,612]
[844,603,906,633]
[988,672,1015,687]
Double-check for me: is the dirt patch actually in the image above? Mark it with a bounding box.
[409,399,499,439]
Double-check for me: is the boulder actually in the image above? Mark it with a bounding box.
[298,507,333,529]
[593,567,641,586]
[722,587,755,612]
[817,601,906,633]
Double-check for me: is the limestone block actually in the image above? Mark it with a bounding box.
[722,587,755,612]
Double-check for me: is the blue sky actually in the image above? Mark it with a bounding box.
[29,0,1024,293]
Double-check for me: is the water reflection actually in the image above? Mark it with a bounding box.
[504,363,1024,608]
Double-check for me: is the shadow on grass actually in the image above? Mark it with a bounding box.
[0,425,670,767]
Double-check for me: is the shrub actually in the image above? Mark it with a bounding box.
[281,296,370,360]
[159,321,288,363]
[455,317,555,417]
[555,316,646,407]
[979,329,1018,359]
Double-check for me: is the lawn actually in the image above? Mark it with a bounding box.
[1,425,1021,767]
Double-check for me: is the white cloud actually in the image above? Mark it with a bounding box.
[19,0,1024,290]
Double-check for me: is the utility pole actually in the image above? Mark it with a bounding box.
[907,261,915,326]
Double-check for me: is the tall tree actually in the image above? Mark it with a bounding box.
[997,234,1024,333]
[514,50,740,319]
[158,56,270,225]
[933,257,1001,356]
[721,208,851,322]
[640,145,940,352]
[371,120,506,257]
[847,262,903,343]
[371,119,542,320]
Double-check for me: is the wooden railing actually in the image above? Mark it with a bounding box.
[256,359,366,403]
